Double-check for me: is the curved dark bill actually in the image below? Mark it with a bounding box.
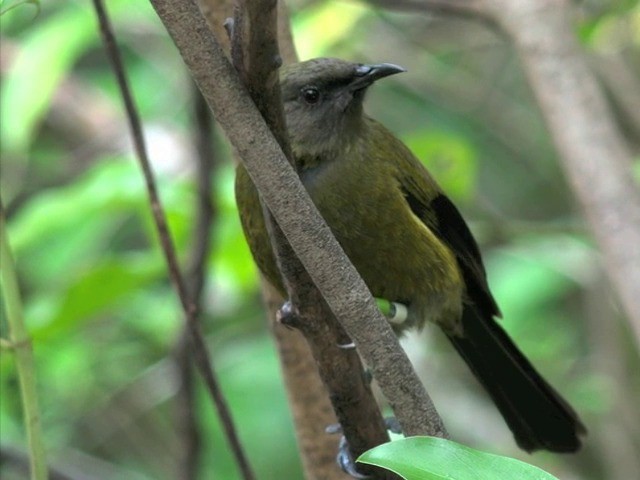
[350,63,406,91]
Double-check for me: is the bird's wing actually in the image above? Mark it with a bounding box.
[397,155,501,319]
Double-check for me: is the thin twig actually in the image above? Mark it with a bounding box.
[0,201,48,480]
[186,86,217,300]
[173,85,217,480]
[90,2,255,479]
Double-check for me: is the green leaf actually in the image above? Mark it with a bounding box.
[358,437,559,480]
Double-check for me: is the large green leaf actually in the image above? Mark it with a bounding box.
[358,437,559,480]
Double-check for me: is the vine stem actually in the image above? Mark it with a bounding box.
[1,203,48,480]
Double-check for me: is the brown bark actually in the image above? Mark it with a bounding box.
[262,283,352,479]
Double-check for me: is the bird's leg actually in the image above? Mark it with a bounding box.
[375,297,408,326]
[374,298,408,436]
[338,298,408,350]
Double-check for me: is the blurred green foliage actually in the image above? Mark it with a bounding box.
[2,0,639,479]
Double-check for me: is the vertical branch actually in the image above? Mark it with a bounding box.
[173,332,199,480]
[173,86,218,480]
[186,87,217,302]
[90,1,255,479]
[0,202,48,480]
[584,275,640,480]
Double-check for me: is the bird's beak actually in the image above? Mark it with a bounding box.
[349,63,406,92]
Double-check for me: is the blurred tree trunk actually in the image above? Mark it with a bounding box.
[480,0,640,342]
[585,275,640,480]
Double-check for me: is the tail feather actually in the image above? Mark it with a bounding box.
[447,307,586,452]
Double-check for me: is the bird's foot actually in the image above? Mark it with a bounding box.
[326,418,402,478]
[325,424,371,479]
[337,436,371,479]
[276,300,301,329]
[278,302,358,349]
[223,17,235,40]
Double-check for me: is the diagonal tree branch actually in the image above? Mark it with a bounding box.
[173,85,218,480]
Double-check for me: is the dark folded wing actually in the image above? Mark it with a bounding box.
[401,177,501,319]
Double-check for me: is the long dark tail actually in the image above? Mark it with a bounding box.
[446,306,586,452]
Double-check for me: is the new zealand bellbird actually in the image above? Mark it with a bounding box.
[235,58,586,452]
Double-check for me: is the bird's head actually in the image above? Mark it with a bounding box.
[279,58,405,158]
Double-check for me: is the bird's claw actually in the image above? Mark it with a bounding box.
[276,300,300,329]
[326,424,371,478]
[336,436,371,479]
[325,423,342,435]
[327,420,402,478]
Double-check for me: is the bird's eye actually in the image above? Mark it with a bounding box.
[301,87,320,105]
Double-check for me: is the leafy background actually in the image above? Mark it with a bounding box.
[1,0,639,479]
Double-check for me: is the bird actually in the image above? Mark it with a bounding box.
[234,57,586,453]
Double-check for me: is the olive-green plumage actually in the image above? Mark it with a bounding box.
[235,58,586,453]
